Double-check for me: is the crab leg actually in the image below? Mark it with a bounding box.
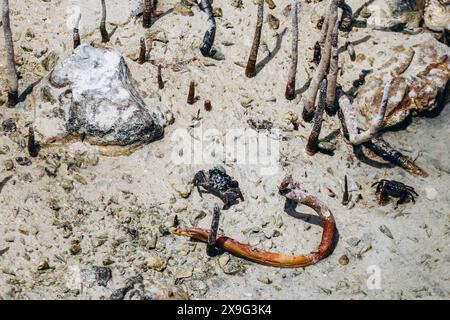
[197,0,216,56]
[174,176,336,268]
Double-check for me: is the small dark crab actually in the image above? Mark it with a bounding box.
[193,168,244,209]
[371,179,418,205]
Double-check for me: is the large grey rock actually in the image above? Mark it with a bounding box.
[355,35,450,128]
[367,0,426,29]
[424,0,450,32]
[31,44,171,147]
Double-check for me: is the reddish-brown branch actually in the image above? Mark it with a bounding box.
[306,78,327,156]
[143,0,152,28]
[174,176,336,268]
[187,81,195,104]
[245,0,264,78]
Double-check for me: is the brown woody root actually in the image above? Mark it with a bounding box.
[306,78,327,156]
[174,176,336,268]
[100,0,109,42]
[364,136,428,177]
[245,0,264,78]
[143,0,152,28]
[301,0,339,121]
[285,0,298,100]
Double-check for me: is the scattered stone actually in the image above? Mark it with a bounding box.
[267,14,280,30]
[338,255,349,265]
[146,255,167,271]
[366,0,425,29]
[69,241,82,255]
[174,3,194,16]
[265,0,276,10]
[257,275,272,284]
[424,0,450,32]
[41,51,60,71]
[37,260,50,271]
[80,266,112,287]
[213,8,223,18]
[2,119,16,134]
[379,225,394,239]
[176,266,193,279]
[187,280,209,295]
[4,160,14,171]
[31,44,171,147]
[61,179,74,192]
[15,157,31,166]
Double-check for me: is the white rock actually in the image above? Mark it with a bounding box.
[367,0,425,29]
[425,186,438,200]
[30,44,172,147]
[424,0,450,32]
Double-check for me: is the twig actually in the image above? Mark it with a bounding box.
[100,0,109,43]
[197,0,216,57]
[245,0,264,78]
[342,175,349,205]
[73,12,81,50]
[138,37,146,64]
[157,64,164,89]
[337,80,391,145]
[325,19,339,114]
[187,81,195,104]
[285,0,298,100]
[364,137,428,177]
[207,204,221,256]
[143,0,152,28]
[306,79,327,156]
[27,127,38,157]
[2,0,18,107]
[174,176,336,267]
[301,0,339,121]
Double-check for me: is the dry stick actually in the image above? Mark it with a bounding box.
[206,204,221,256]
[245,0,264,78]
[364,136,428,177]
[143,0,152,28]
[285,0,298,100]
[2,0,18,107]
[27,127,38,157]
[197,0,216,56]
[187,81,195,104]
[301,0,339,121]
[73,12,81,50]
[157,64,164,89]
[325,19,339,114]
[138,37,146,64]
[338,80,391,145]
[100,0,109,43]
[306,78,327,156]
[174,176,336,268]
[342,175,349,205]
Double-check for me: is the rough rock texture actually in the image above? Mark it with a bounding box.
[367,0,426,29]
[30,44,171,147]
[355,35,450,128]
[424,0,450,32]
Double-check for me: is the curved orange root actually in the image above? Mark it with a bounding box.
[173,176,336,268]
